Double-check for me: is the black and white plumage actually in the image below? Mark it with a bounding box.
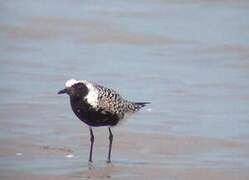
[58,79,149,163]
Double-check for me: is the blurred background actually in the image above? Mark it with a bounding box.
[1,0,249,179]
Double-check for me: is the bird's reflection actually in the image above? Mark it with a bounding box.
[73,162,114,179]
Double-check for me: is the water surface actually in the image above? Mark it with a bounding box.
[1,0,249,179]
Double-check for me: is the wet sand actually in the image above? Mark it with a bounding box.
[1,129,249,179]
[1,0,249,179]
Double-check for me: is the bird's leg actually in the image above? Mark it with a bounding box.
[89,127,94,163]
[107,127,113,163]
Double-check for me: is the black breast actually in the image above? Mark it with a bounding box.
[70,97,120,127]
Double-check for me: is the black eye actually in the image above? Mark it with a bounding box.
[72,83,88,96]
[74,83,84,89]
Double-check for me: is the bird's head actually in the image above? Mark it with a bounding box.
[58,79,88,98]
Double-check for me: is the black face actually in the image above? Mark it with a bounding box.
[58,83,88,98]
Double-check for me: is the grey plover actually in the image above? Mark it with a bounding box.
[58,79,149,163]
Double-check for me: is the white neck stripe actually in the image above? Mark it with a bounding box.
[64,79,98,108]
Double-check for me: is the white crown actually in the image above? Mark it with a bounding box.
[65,78,79,87]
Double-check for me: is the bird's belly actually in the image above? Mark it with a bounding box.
[70,98,120,127]
[73,107,120,127]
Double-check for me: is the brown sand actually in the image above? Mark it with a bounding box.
[1,130,249,179]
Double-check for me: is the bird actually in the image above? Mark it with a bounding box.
[58,78,149,163]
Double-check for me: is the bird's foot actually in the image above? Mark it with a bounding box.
[88,162,94,170]
[106,159,112,164]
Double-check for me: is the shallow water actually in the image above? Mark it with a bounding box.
[1,0,249,179]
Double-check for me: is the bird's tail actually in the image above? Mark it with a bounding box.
[126,101,150,112]
[135,102,150,107]
[132,102,150,111]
